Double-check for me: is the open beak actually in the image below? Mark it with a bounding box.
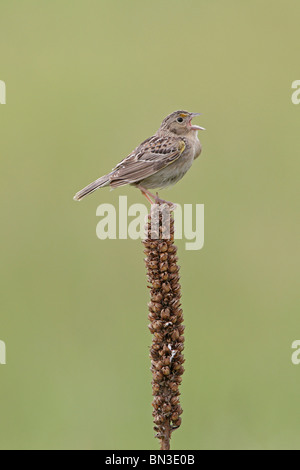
[189,112,205,131]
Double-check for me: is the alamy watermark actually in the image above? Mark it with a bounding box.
[0,80,6,104]
[291,340,300,365]
[0,340,6,365]
[96,196,204,251]
[291,80,300,105]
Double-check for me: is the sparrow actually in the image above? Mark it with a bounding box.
[73,110,205,205]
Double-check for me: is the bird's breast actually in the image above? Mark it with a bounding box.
[186,132,202,160]
[182,133,201,162]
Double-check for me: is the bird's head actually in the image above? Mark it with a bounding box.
[159,110,205,136]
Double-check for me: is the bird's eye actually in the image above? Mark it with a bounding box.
[177,117,183,123]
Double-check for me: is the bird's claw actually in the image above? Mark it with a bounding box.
[155,193,176,210]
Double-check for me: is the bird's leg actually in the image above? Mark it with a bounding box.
[138,185,176,209]
[138,185,156,204]
[155,192,176,209]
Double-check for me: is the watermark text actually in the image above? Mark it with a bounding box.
[0,340,6,365]
[96,196,204,251]
[0,80,6,104]
[291,80,300,105]
[291,340,300,365]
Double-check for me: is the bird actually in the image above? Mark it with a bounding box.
[73,110,205,205]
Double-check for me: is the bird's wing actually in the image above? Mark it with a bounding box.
[109,135,186,188]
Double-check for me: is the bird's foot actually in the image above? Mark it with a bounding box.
[155,193,176,210]
[138,186,176,210]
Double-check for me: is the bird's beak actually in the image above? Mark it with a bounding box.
[189,112,205,131]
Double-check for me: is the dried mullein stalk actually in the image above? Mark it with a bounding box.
[143,204,185,450]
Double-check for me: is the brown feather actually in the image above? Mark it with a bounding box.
[109,136,185,188]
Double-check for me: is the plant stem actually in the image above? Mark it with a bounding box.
[143,204,185,450]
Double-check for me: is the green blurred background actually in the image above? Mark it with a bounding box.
[0,0,299,450]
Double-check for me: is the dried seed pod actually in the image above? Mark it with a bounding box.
[162,366,170,376]
[170,396,180,406]
[153,360,164,370]
[151,292,163,302]
[152,280,161,289]
[143,207,185,451]
[148,312,157,322]
[162,403,172,413]
[160,272,169,281]
[161,308,171,320]
[160,261,169,272]
[171,329,180,341]
[152,320,163,331]
[162,282,171,293]
[153,371,163,382]
[159,242,168,252]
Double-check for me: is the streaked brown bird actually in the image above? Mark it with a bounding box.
[73,110,205,205]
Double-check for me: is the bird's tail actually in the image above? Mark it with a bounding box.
[73,174,110,201]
